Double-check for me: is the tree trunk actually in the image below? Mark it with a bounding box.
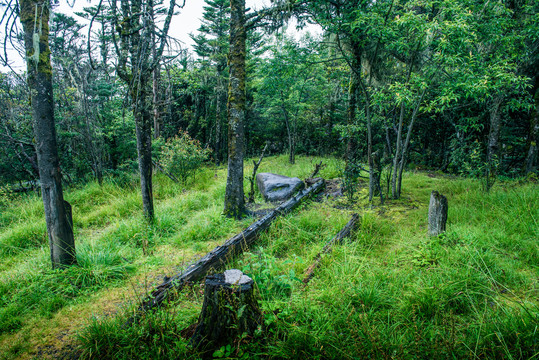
[347,71,358,162]
[486,96,503,191]
[133,79,154,221]
[224,0,247,219]
[190,270,262,352]
[428,190,448,237]
[525,81,538,174]
[391,102,406,199]
[20,0,76,268]
[396,87,427,198]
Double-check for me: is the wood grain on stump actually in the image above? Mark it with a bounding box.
[428,190,448,236]
[190,269,262,352]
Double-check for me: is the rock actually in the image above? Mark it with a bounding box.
[256,173,305,202]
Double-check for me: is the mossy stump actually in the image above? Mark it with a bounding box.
[428,190,448,236]
[190,270,262,353]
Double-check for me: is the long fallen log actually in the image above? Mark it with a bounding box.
[303,213,360,285]
[138,179,326,313]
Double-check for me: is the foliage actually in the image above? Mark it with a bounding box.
[160,131,211,183]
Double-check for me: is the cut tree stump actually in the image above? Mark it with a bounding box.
[428,190,448,236]
[303,213,360,284]
[135,179,325,315]
[190,269,262,352]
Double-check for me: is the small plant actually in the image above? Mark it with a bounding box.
[160,131,211,183]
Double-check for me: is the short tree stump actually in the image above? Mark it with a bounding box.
[190,269,262,352]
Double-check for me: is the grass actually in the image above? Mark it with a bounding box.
[0,155,537,359]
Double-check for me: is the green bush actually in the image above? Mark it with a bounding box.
[161,131,211,183]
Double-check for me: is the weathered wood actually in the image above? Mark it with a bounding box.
[152,160,179,183]
[248,144,268,203]
[190,269,262,352]
[138,179,325,313]
[309,161,325,179]
[428,190,448,236]
[303,213,360,284]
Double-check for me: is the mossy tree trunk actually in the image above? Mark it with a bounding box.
[224,0,247,219]
[19,0,76,268]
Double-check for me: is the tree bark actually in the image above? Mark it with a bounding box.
[133,80,154,221]
[224,0,247,219]
[428,190,448,237]
[20,0,76,268]
[190,270,262,352]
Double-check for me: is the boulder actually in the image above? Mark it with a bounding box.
[256,173,305,202]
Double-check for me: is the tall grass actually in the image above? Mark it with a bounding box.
[1,157,537,359]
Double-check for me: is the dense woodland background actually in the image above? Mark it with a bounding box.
[1,0,537,192]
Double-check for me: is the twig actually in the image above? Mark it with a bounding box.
[248,144,268,203]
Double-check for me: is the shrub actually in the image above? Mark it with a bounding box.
[160,131,211,183]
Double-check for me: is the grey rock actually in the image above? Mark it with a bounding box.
[224,269,252,285]
[256,173,305,202]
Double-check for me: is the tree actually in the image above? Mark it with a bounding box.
[105,0,178,221]
[223,0,247,218]
[19,0,76,268]
[191,0,230,164]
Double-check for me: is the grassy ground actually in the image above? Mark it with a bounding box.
[0,155,537,359]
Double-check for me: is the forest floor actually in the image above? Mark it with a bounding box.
[0,155,538,359]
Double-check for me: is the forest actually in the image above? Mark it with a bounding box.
[0,0,538,359]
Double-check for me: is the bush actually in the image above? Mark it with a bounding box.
[160,131,211,183]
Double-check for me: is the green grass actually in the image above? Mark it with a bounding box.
[0,157,538,359]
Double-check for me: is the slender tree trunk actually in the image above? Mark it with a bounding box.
[224,0,247,219]
[391,102,405,199]
[280,92,294,165]
[526,81,538,174]
[133,79,154,221]
[215,88,223,165]
[486,96,503,191]
[20,0,76,268]
[347,69,358,162]
[396,87,427,198]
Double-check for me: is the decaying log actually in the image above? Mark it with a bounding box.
[190,269,262,352]
[303,213,360,284]
[152,160,180,183]
[137,179,325,313]
[428,190,448,236]
[248,144,268,203]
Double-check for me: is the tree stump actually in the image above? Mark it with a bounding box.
[190,269,262,352]
[428,191,448,236]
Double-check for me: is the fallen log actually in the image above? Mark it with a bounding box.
[138,179,325,313]
[303,213,360,285]
[152,160,180,183]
